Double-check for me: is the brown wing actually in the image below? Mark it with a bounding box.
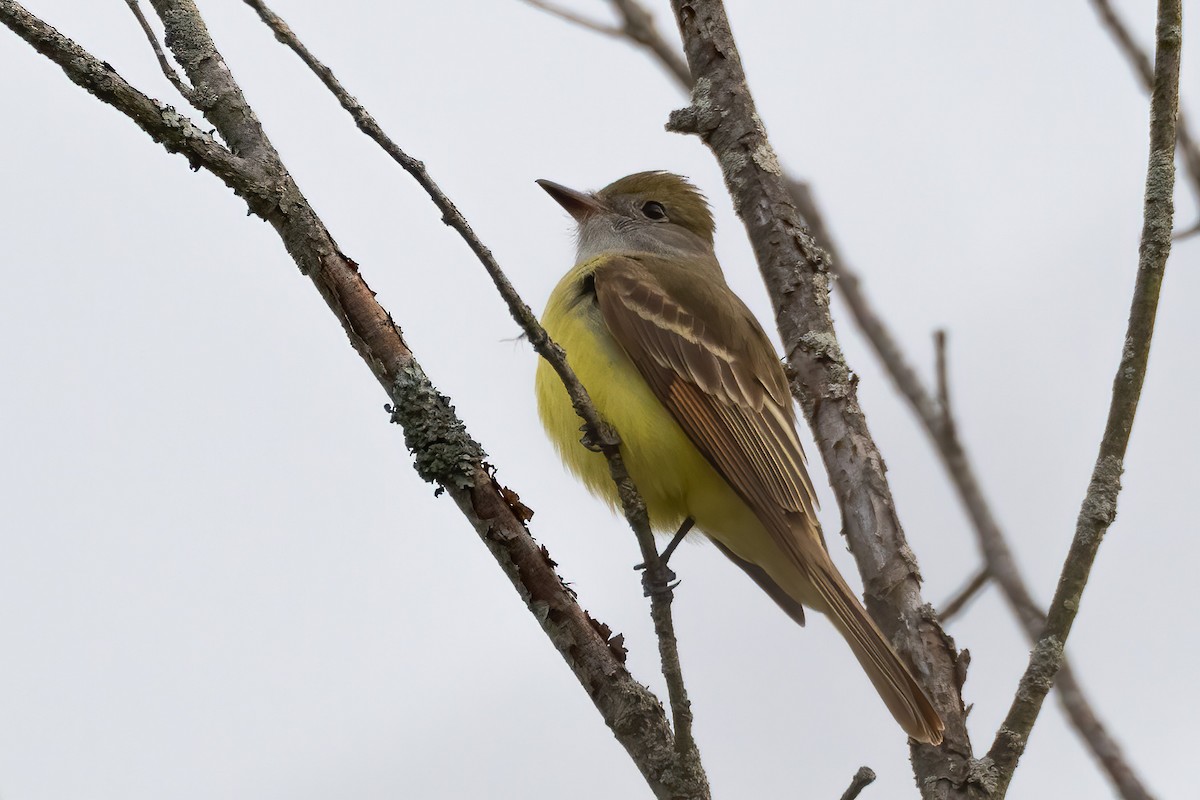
[593,255,818,532]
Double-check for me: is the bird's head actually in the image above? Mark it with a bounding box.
[537,171,715,263]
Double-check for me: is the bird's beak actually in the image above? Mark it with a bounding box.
[536,179,604,222]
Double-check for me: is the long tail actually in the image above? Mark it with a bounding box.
[721,519,946,745]
[813,557,945,745]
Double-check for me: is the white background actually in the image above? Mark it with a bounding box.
[1,2,1196,798]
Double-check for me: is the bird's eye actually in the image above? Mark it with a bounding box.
[641,201,668,221]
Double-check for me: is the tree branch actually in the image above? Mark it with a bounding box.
[522,0,690,85]
[663,3,977,796]
[609,0,691,86]
[0,3,241,178]
[124,0,194,100]
[986,1,1181,795]
[0,3,705,796]
[933,330,952,428]
[938,568,989,624]
[839,766,877,800]
[1089,0,1200,235]
[145,1,274,165]
[240,0,706,779]
[521,0,620,37]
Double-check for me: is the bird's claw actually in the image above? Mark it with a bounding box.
[632,516,693,596]
[578,423,603,452]
[639,566,680,598]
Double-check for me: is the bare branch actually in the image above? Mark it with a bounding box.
[0,4,241,179]
[663,2,976,794]
[124,0,193,100]
[933,330,952,428]
[521,0,620,36]
[838,766,877,800]
[240,0,707,781]
[609,0,691,86]
[938,568,990,624]
[1173,217,1200,240]
[0,3,705,796]
[987,1,1181,795]
[523,0,691,85]
[1090,0,1200,231]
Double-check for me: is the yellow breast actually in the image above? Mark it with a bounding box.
[535,259,704,532]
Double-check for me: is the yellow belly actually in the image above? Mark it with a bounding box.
[534,265,781,572]
[536,308,694,532]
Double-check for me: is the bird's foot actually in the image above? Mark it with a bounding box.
[578,423,604,452]
[632,517,694,597]
[638,565,680,598]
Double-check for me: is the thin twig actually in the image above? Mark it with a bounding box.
[521,0,619,36]
[930,339,993,627]
[0,3,705,796]
[523,0,690,86]
[938,567,989,623]
[1090,0,1200,235]
[124,0,194,100]
[609,0,691,85]
[933,329,952,428]
[838,766,877,800]
[241,0,706,779]
[1173,217,1200,240]
[987,1,1180,795]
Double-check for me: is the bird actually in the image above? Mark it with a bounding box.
[533,170,944,745]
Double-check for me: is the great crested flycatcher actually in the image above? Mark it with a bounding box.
[534,171,944,745]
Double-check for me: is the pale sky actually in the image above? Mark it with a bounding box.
[2,2,1197,799]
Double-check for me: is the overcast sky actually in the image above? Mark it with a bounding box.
[2,2,1197,798]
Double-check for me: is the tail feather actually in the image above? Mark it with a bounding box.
[705,502,946,743]
[781,520,945,745]
[817,563,945,745]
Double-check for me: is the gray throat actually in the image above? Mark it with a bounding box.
[575,217,713,265]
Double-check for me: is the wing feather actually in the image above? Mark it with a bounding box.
[594,256,819,528]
